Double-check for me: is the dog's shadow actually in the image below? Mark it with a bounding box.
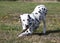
[32,29,60,36]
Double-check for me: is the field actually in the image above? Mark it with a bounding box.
[0,1,60,43]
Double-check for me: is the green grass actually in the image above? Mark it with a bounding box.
[0,1,60,43]
[0,1,60,16]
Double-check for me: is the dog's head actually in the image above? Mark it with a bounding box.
[33,5,47,15]
[19,14,30,30]
[38,5,47,15]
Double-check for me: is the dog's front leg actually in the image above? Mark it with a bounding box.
[42,16,46,34]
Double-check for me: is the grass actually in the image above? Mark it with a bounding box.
[0,1,60,43]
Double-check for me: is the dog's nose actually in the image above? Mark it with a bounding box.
[26,25,29,29]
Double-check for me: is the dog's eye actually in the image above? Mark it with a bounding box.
[23,19,25,21]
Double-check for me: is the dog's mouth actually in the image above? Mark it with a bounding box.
[26,25,29,29]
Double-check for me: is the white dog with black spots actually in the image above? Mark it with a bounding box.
[18,5,47,37]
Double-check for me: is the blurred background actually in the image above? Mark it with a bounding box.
[0,0,60,2]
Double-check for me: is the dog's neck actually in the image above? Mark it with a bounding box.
[29,13,41,23]
[32,12,42,20]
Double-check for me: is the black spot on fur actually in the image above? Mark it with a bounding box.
[44,8,45,10]
[38,7,40,8]
[35,12,38,14]
[42,8,43,10]
[26,30,28,32]
[23,19,25,21]
[38,11,41,13]
[28,15,31,19]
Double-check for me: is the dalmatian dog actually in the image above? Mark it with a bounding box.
[18,5,47,37]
